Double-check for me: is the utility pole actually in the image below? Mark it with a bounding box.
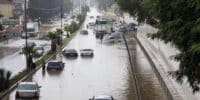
[24,0,28,69]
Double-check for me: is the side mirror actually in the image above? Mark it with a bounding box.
[89,99,92,100]
[38,86,42,88]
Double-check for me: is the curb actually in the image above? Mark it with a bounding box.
[135,35,182,100]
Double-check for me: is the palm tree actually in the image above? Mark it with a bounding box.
[48,31,59,52]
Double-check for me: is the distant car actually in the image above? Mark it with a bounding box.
[119,27,128,33]
[90,16,94,18]
[33,46,44,57]
[89,95,114,100]
[21,33,30,39]
[88,22,95,27]
[47,60,65,70]
[64,22,70,26]
[62,49,78,57]
[15,82,41,98]
[80,49,94,56]
[80,30,89,35]
[96,16,100,18]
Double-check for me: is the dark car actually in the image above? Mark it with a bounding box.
[89,95,115,100]
[33,46,44,57]
[80,30,89,35]
[62,49,78,57]
[47,60,65,70]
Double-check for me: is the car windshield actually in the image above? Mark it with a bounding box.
[18,84,37,90]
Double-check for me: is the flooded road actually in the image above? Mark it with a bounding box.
[3,8,167,100]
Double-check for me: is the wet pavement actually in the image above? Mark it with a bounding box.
[2,8,168,100]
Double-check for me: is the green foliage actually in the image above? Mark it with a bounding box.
[64,14,86,33]
[48,31,59,40]
[116,0,200,92]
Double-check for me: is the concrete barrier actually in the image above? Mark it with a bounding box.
[135,34,182,100]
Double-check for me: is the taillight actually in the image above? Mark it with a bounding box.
[35,92,39,97]
[15,91,19,98]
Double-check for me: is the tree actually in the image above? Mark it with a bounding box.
[0,69,11,92]
[116,0,200,93]
[48,31,59,52]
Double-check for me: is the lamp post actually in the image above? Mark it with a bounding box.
[24,0,28,69]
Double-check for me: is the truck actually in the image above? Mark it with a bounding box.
[26,22,39,37]
[95,19,110,38]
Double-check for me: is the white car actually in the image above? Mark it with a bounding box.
[89,95,115,100]
[80,49,94,56]
[15,82,41,98]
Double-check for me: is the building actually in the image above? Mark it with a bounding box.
[0,0,13,18]
[28,0,62,22]
[13,0,24,18]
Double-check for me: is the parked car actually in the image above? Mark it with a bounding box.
[62,49,78,57]
[80,49,94,56]
[90,16,94,18]
[15,82,41,98]
[89,95,115,100]
[47,60,65,70]
[80,30,89,35]
[33,46,44,57]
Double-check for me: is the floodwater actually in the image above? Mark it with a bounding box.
[2,8,167,100]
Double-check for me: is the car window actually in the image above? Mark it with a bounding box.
[18,84,37,90]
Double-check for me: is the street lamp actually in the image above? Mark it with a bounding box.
[24,0,28,69]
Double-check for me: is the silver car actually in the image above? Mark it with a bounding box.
[80,49,94,56]
[89,95,115,100]
[15,82,41,98]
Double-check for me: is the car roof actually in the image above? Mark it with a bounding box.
[19,82,37,85]
[94,95,113,99]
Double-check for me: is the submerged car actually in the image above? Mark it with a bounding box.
[62,49,78,57]
[80,30,89,35]
[89,95,115,100]
[47,60,65,70]
[80,49,94,57]
[33,46,44,57]
[15,82,41,98]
